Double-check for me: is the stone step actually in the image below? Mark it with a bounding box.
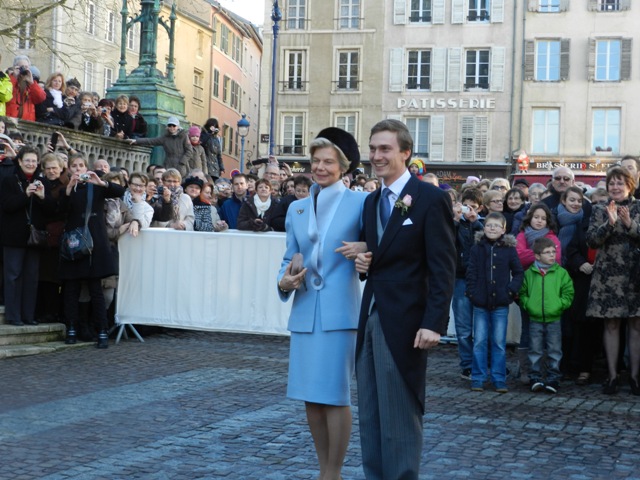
[0,340,91,359]
[0,323,66,346]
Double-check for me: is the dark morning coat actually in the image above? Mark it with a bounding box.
[357,175,456,411]
[58,181,125,280]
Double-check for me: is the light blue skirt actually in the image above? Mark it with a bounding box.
[287,308,357,406]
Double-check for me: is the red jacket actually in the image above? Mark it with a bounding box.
[5,75,46,121]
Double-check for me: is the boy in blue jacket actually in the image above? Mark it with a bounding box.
[519,237,574,394]
[466,212,523,393]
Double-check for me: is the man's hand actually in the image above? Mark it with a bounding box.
[336,241,367,260]
[413,328,440,350]
[355,252,373,273]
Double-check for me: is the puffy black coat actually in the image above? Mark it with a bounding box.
[455,217,484,278]
[466,232,523,310]
[0,166,50,248]
[58,181,125,280]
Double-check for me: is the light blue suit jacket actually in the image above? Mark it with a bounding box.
[278,182,366,333]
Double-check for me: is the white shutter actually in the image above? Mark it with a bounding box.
[559,0,570,11]
[587,38,596,81]
[394,0,407,25]
[621,38,632,81]
[431,48,447,92]
[527,0,538,11]
[620,0,631,10]
[524,40,535,81]
[587,0,597,10]
[560,39,570,81]
[490,46,505,92]
[429,115,445,161]
[447,47,462,92]
[460,116,475,162]
[451,0,465,24]
[474,117,489,161]
[432,0,445,24]
[389,48,404,92]
[491,0,504,23]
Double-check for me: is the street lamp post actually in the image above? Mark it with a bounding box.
[237,114,250,173]
[269,1,282,156]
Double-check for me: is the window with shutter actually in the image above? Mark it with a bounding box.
[407,50,431,90]
[491,0,504,23]
[468,0,490,22]
[430,116,445,161]
[406,117,430,157]
[621,38,632,81]
[560,39,570,80]
[451,0,465,24]
[447,48,462,92]
[431,48,447,92]
[389,48,405,92]
[539,0,561,12]
[490,47,505,92]
[524,40,535,81]
[394,0,407,25]
[460,117,489,162]
[465,49,490,91]
[432,0,446,24]
[410,0,432,23]
[595,39,621,81]
[536,40,561,81]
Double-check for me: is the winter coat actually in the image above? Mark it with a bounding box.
[270,194,297,232]
[466,233,523,310]
[237,195,278,232]
[35,89,68,126]
[111,109,134,138]
[0,166,51,248]
[129,113,148,139]
[188,144,207,174]
[519,263,574,323]
[516,230,562,269]
[455,217,484,278]
[135,128,194,177]
[0,72,12,116]
[200,130,224,178]
[5,74,46,121]
[58,181,125,280]
[585,198,640,318]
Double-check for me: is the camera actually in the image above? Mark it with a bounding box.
[156,185,164,195]
[460,205,471,214]
[211,127,219,134]
[19,66,29,75]
[79,173,91,182]
[101,108,107,114]
[33,180,42,188]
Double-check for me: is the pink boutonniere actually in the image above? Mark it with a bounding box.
[394,194,412,216]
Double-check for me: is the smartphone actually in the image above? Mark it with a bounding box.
[50,132,59,149]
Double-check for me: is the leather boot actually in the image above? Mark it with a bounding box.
[65,322,77,345]
[518,348,530,385]
[96,330,109,349]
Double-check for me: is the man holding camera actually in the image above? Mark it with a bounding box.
[5,55,46,121]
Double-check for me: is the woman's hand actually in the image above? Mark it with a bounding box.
[214,220,228,232]
[336,241,367,260]
[452,202,463,222]
[25,182,39,198]
[618,205,631,229]
[119,222,131,235]
[279,260,307,292]
[127,221,140,237]
[171,221,186,230]
[355,252,373,274]
[606,200,618,226]
[579,262,593,275]
[116,131,125,140]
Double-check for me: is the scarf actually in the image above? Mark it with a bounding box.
[534,259,553,275]
[50,89,63,108]
[524,226,549,248]
[253,194,271,218]
[123,189,134,210]
[556,204,583,256]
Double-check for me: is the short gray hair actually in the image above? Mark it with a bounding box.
[309,137,350,172]
[13,55,30,67]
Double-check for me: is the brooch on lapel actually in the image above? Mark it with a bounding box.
[394,195,412,216]
[296,209,304,214]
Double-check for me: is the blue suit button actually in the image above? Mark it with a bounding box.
[314,278,321,286]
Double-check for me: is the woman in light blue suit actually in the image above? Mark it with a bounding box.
[278,128,366,480]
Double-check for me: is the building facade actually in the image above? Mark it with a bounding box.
[512,0,633,185]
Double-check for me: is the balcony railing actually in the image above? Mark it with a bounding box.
[333,80,360,91]
[280,80,309,92]
[10,119,151,172]
[467,11,490,21]
[409,13,432,22]
[406,81,431,90]
[337,17,363,29]
[464,82,489,91]
[284,18,309,30]
[276,144,306,156]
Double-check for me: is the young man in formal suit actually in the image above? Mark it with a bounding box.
[355,119,456,479]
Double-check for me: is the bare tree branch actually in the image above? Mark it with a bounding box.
[0,0,70,38]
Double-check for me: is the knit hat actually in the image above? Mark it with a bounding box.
[188,126,201,137]
[182,176,203,190]
[66,78,81,89]
[514,178,530,187]
[29,66,41,82]
[466,175,480,184]
[408,158,425,175]
[167,116,180,127]
[315,127,360,174]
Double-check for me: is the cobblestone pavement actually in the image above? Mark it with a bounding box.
[1,330,639,480]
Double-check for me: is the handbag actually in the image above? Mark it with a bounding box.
[60,183,94,261]
[26,195,48,248]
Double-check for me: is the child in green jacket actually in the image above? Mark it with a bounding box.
[519,237,574,394]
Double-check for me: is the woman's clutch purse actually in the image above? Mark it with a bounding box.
[290,253,306,290]
[290,253,304,275]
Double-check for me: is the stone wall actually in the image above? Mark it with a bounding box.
[11,119,152,173]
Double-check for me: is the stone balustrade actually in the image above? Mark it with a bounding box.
[10,119,152,173]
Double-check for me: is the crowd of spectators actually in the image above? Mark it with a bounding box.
[1,55,639,393]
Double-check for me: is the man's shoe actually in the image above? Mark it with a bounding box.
[23,319,38,326]
[471,382,484,392]
[545,382,559,394]
[460,368,472,380]
[65,327,77,345]
[495,384,509,394]
[8,320,24,326]
[530,380,545,392]
[96,330,109,349]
